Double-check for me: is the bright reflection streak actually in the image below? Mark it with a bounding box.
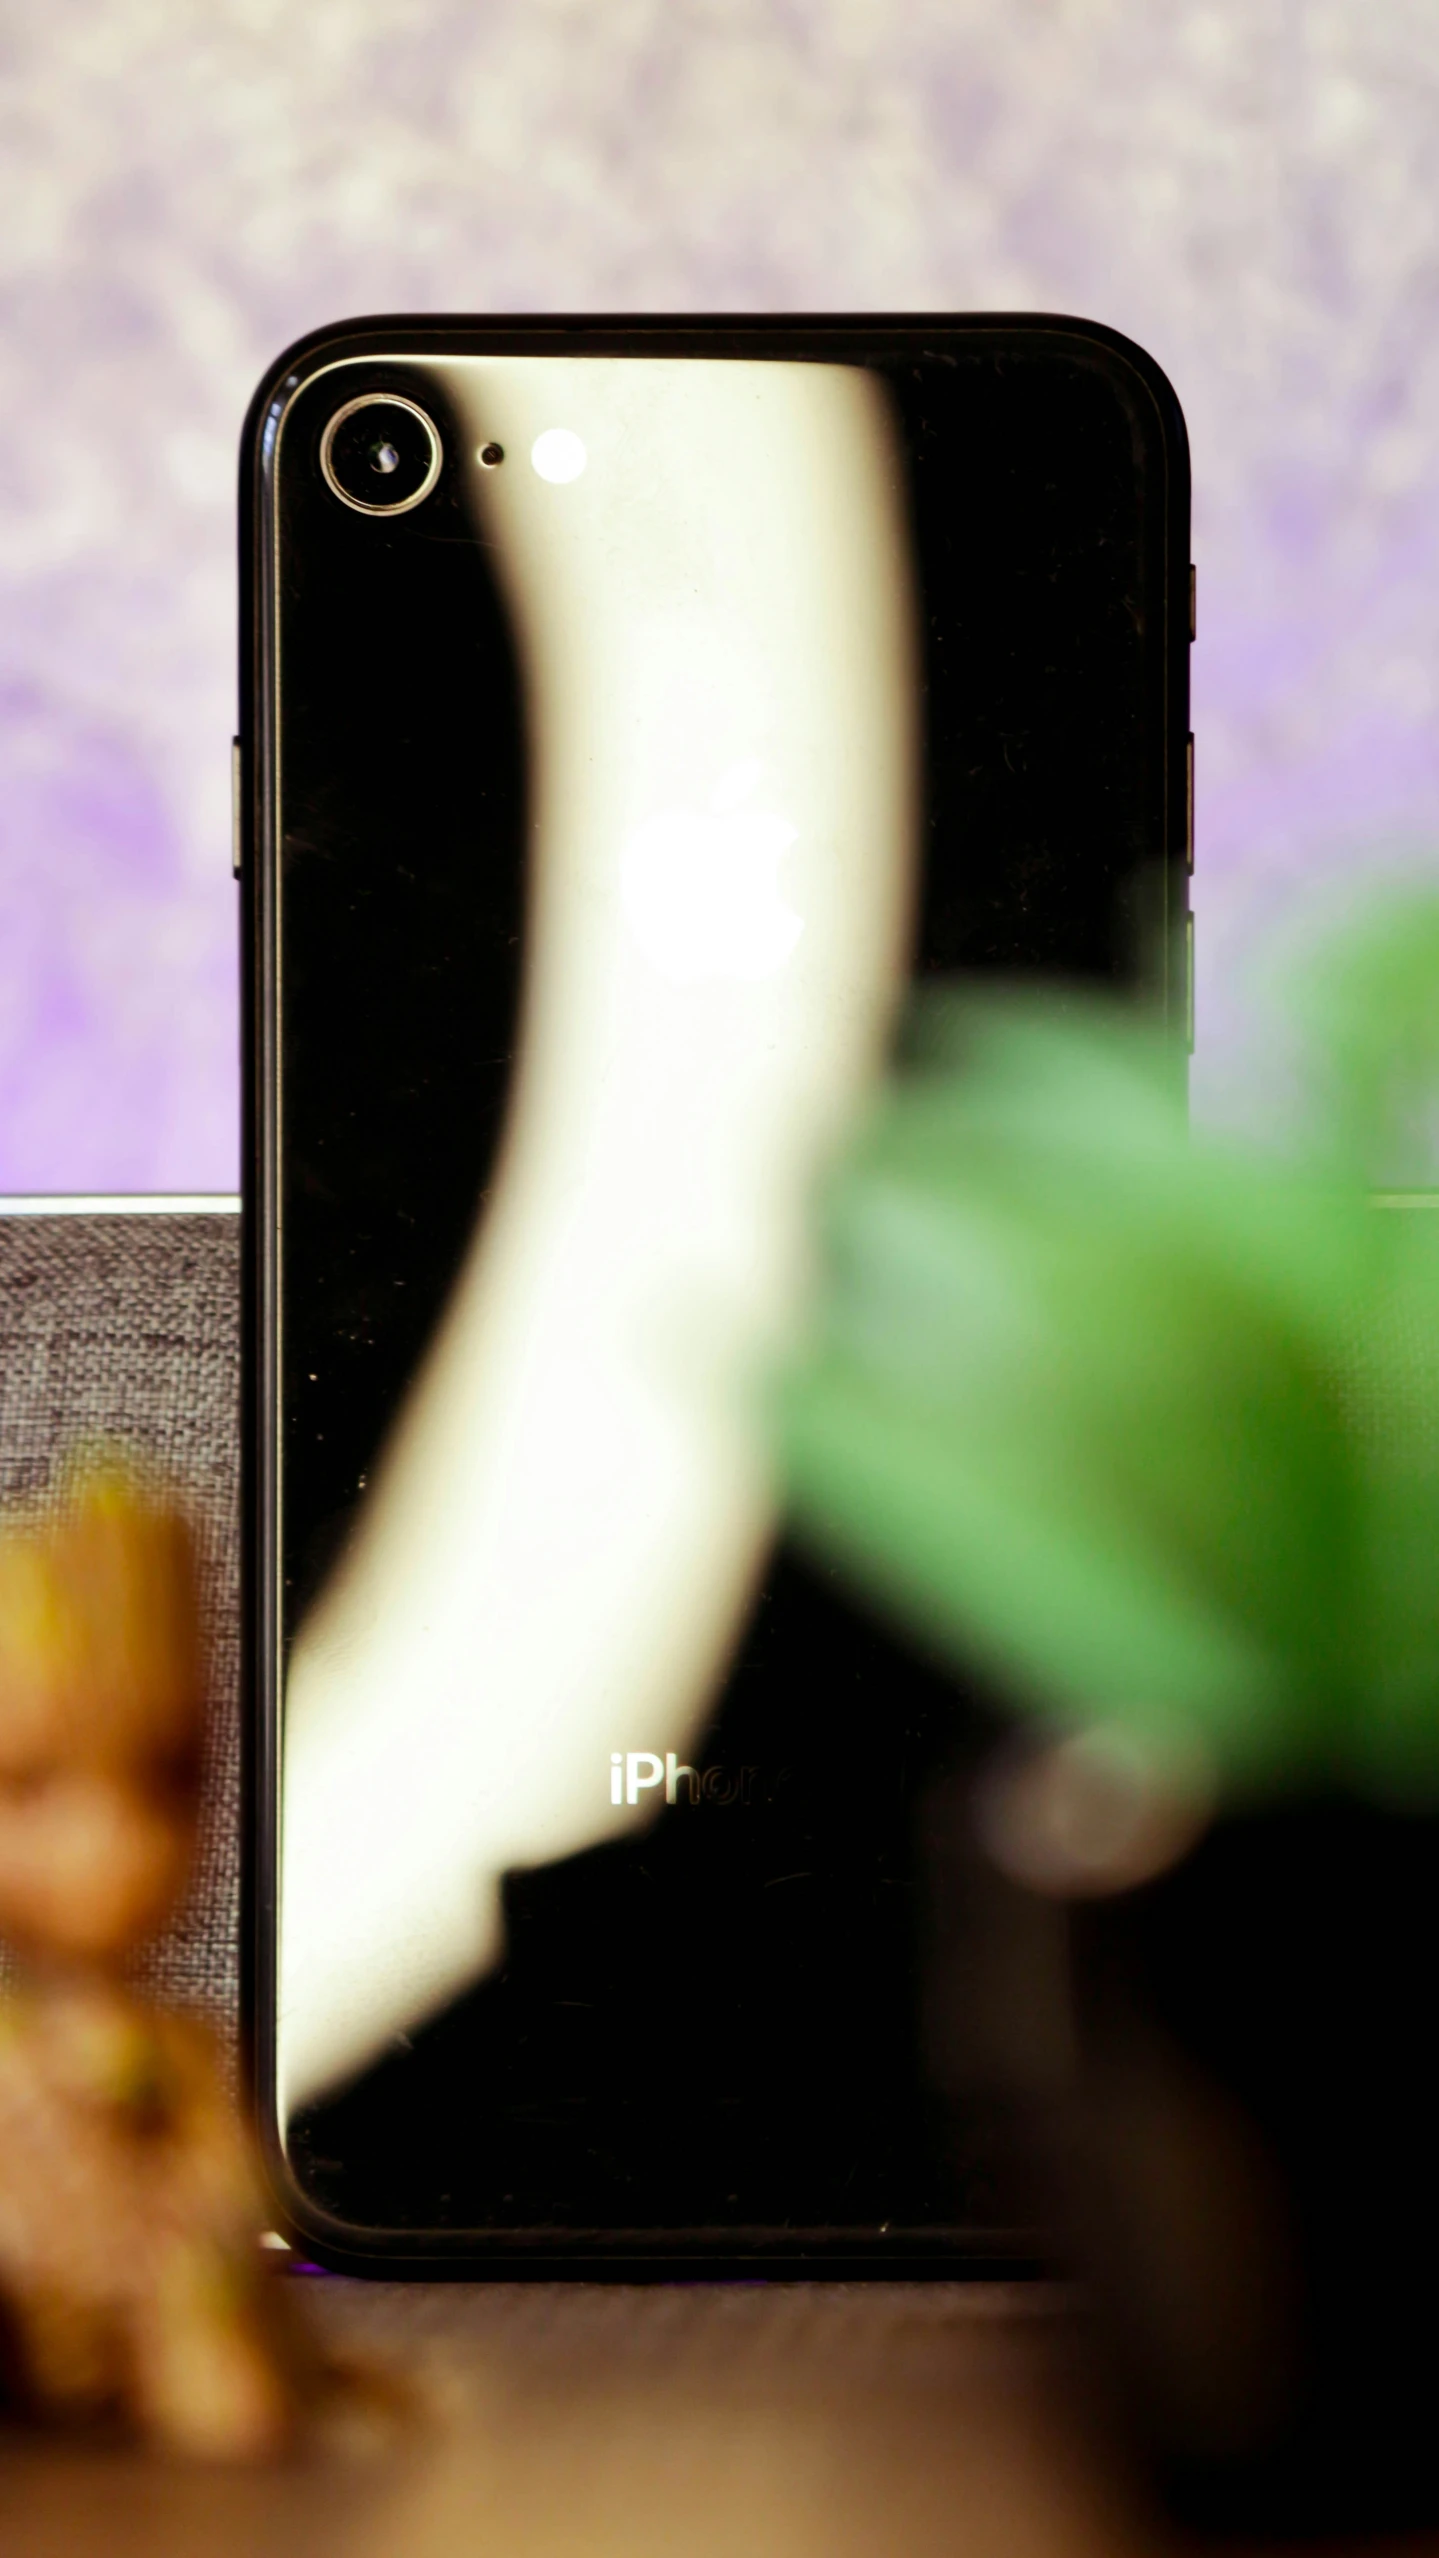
[621,762,802,983]
[278,355,919,2113]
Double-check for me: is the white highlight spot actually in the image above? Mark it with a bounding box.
[622,764,803,984]
[531,428,587,484]
[626,1751,665,1805]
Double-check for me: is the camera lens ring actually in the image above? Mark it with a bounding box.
[320,393,443,517]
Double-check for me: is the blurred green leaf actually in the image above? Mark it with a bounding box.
[778,930,1439,1804]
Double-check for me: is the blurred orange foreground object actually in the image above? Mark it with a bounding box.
[0,1457,366,2461]
[0,1459,204,1965]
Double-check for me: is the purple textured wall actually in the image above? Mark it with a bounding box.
[1,1,1436,1186]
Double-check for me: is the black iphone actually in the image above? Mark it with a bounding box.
[240,315,1190,2272]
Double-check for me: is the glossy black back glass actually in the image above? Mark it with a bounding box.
[243,317,1190,2268]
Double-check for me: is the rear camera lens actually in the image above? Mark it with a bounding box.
[321,396,442,515]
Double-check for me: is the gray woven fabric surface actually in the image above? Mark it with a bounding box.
[0,1212,240,2041]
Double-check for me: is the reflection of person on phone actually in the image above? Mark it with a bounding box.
[278,357,919,2115]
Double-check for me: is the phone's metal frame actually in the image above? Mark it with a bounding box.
[240,313,1192,2276]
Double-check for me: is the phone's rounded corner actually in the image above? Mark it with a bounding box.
[237,315,427,501]
[263,2216,397,2282]
[1025,310,1191,490]
[251,2113,393,2279]
[239,327,329,496]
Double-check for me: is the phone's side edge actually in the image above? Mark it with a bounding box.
[1034,318,1191,1066]
[1122,329,1192,1084]
[238,357,294,2243]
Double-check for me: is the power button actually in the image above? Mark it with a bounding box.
[231,739,242,879]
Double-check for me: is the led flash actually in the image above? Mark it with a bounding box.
[531,428,587,484]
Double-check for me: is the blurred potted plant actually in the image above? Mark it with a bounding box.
[778,900,1439,2537]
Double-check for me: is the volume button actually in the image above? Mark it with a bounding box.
[1186,733,1194,873]
[231,738,242,878]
